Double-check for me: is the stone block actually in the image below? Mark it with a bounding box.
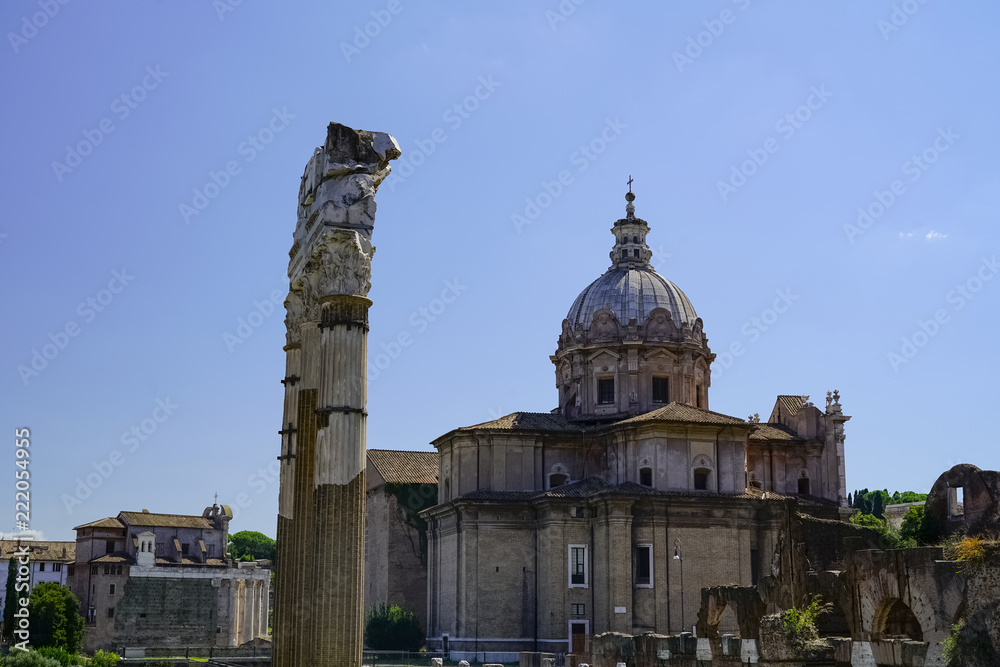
[430,659,443,667]
[458,662,470,667]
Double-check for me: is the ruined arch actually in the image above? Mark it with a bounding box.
[872,598,923,641]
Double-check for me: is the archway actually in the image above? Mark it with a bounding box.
[872,598,923,641]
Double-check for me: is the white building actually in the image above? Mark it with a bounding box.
[0,540,76,617]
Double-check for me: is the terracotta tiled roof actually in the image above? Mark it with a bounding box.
[457,412,582,433]
[615,402,746,426]
[368,449,438,485]
[749,423,799,441]
[73,517,124,530]
[0,540,75,561]
[90,553,133,564]
[118,511,215,530]
[776,395,807,416]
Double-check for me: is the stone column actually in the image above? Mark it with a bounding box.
[274,123,400,667]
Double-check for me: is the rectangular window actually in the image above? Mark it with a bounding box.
[652,376,669,403]
[181,543,189,556]
[107,608,114,619]
[569,545,588,588]
[109,584,116,595]
[91,565,98,576]
[694,470,709,490]
[38,563,45,572]
[68,565,75,577]
[53,563,62,572]
[597,378,615,405]
[103,565,110,575]
[634,545,652,587]
[105,540,115,554]
[571,603,586,616]
[750,548,760,586]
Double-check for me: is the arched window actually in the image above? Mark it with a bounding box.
[632,235,638,243]
[548,464,570,489]
[692,455,714,491]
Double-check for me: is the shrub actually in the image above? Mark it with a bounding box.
[782,596,832,650]
[31,647,75,666]
[946,535,987,571]
[943,618,994,665]
[364,604,424,650]
[86,651,120,667]
[1,650,63,667]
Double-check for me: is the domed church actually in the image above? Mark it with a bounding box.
[422,188,851,661]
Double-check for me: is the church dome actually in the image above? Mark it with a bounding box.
[566,267,698,330]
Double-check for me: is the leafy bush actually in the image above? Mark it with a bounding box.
[899,505,932,545]
[782,596,832,650]
[31,647,76,666]
[86,651,120,667]
[364,604,424,650]
[1,650,63,667]
[26,583,84,653]
[945,535,987,571]
[849,512,914,549]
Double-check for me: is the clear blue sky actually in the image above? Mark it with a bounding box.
[2,2,998,540]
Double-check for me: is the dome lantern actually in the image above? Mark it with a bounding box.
[553,183,714,422]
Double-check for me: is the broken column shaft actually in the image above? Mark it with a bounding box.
[274,122,400,667]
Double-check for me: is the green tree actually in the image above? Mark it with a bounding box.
[4,557,17,642]
[364,604,424,650]
[227,531,276,561]
[26,583,83,653]
[899,505,932,545]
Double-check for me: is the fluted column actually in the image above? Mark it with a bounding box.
[273,122,399,667]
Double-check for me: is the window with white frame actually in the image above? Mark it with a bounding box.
[569,545,588,588]
[634,544,653,587]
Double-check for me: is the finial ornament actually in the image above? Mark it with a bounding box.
[625,176,636,217]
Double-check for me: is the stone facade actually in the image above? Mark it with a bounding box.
[364,449,438,634]
[273,122,399,667]
[68,506,269,653]
[422,191,849,659]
